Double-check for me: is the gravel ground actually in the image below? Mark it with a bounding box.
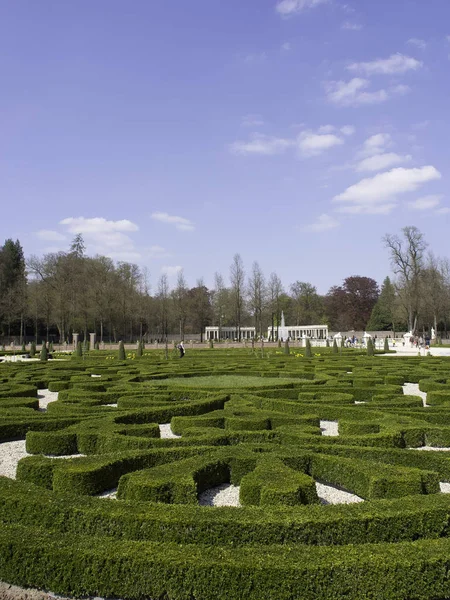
[159,423,181,439]
[96,488,118,499]
[0,440,29,478]
[198,483,241,507]
[403,382,428,407]
[315,481,364,505]
[0,582,124,600]
[38,389,59,411]
[320,420,339,436]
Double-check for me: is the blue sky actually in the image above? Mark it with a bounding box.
[1,0,449,294]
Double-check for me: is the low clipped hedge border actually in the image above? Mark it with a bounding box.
[3,351,450,598]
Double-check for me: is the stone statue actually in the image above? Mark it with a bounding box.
[431,327,436,340]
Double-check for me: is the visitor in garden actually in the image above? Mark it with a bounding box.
[178,341,185,358]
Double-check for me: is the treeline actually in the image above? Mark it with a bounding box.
[0,226,449,344]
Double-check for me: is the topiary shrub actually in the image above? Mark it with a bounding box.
[118,340,126,361]
[30,341,36,358]
[367,338,374,356]
[326,339,330,348]
[94,341,100,350]
[305,339,312,358]
[136,340,143,357]
[40,342,48,362]
[21,342,26,352]
[209,340,214,349]
[48,341,54,352]
[76,341,83,357]
[384,338,389,353]
[333,339,338,354]
[284,340,290,355]
[277,339,282,348]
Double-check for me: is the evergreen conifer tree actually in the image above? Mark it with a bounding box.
[305,338,312,358]
[40,342,48,362]
[118,340,126,360]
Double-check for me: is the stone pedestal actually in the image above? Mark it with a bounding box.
[90,332,96,348]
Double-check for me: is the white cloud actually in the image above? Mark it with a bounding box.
[347,53,423,75]
[59,217,140,260]
[407,38,427,50]
[361,133,392,156]
[297,131,344,157]
[412,120,430,130]
[336,203,397,215]
[342,22,362,31]
[356,153,412,172]
[303,213,340,232]
[147,245,171,258]
[36,230,67,242]
[392,84,411,96]
[325,78,389,106]
[241,114,265,127]
[230,133,293,156]
[281,42,292,51]
[436,207,450,215]
[340,125,355,136]
[333,166,441,213]
[151,212,195,232]
[276,0,328,16]
[408,195,443,210]
[161,265,183,277]
[317,124,335,134]
[231,128,346,159]
[243,52,267,65]
[60,217,138,234]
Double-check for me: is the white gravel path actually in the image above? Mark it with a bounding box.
[159,423,181,439]
[38,389,59,411]
[0,440,29,478]
[96,488,118,499]
[198,483,241,507]
[403,382,428,407]
[197,482,364,506]
[320,420,339,436]
[315,481,364,505]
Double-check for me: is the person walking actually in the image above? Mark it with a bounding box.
[177,341,185,358]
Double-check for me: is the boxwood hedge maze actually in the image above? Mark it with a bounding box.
[3,349,450,599]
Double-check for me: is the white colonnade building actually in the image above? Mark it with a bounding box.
[205,313,328,342]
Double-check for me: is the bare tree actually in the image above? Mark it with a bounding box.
[157,274,170,358]
[383,226,427,333]
[173,269,188,341]
[247,261,266,339]
[230,254,245,341]
[267,272,283,341]
[421,254,450,338]
[213,272,228,340]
